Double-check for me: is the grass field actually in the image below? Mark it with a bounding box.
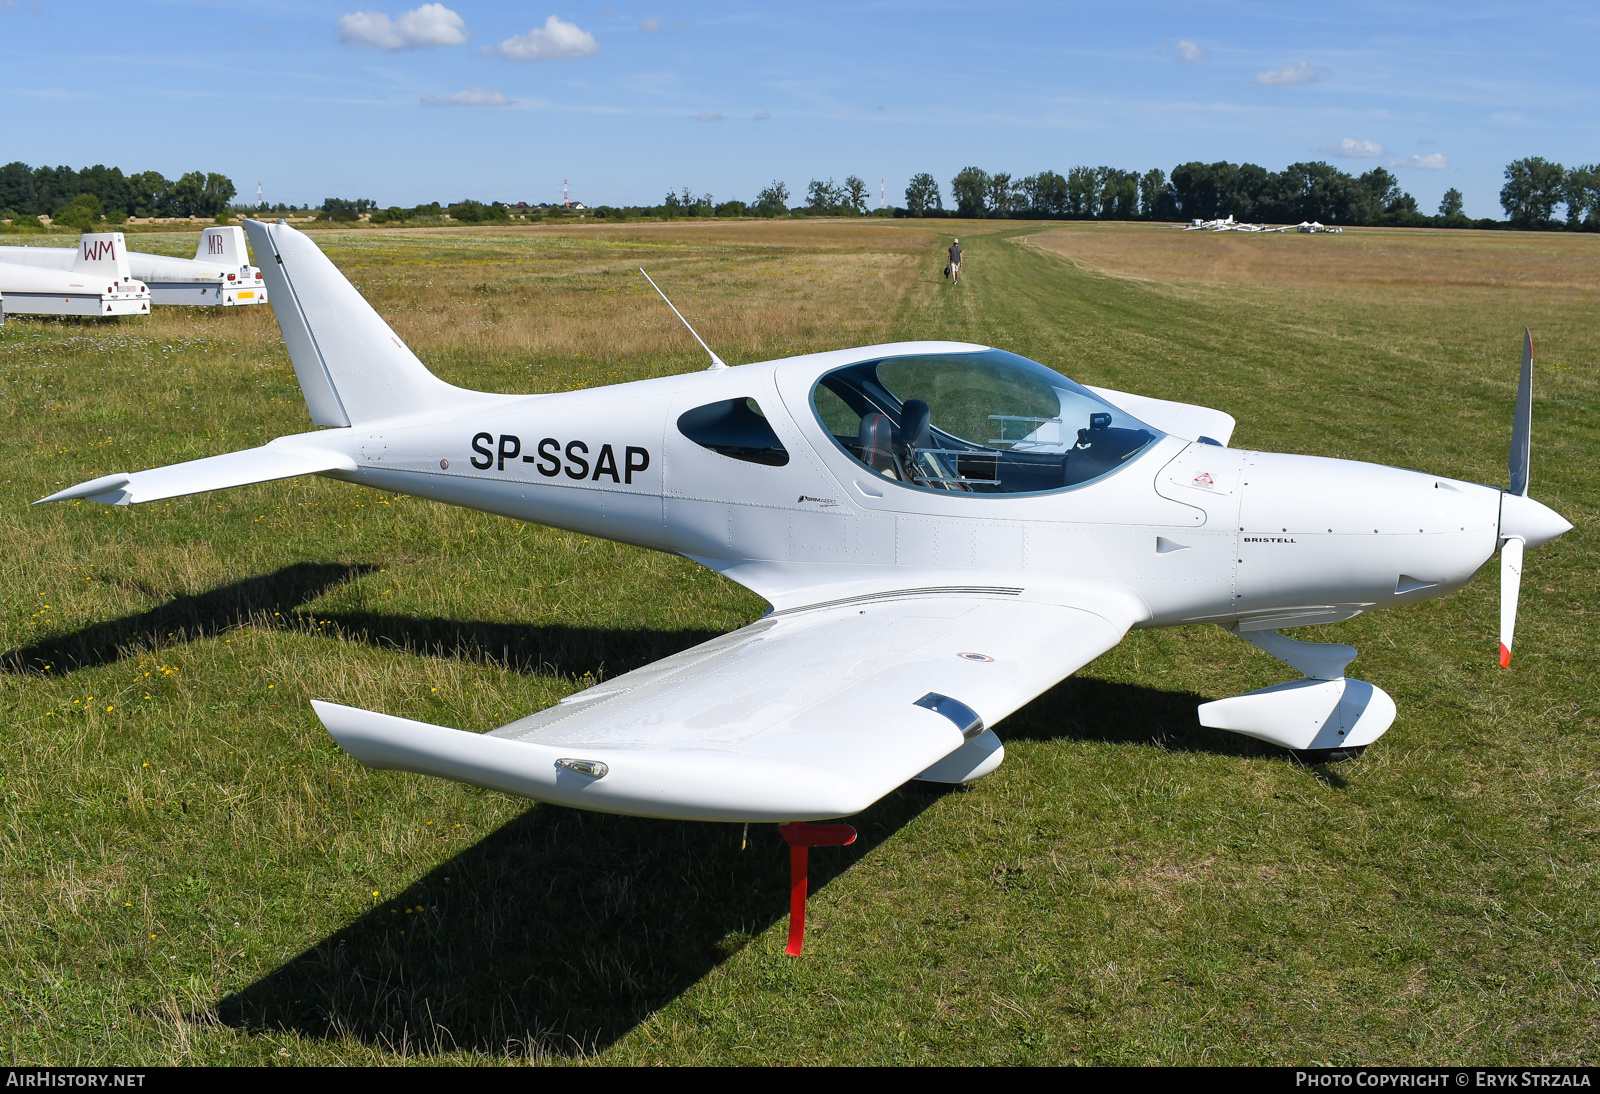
[0,218,1595,1065]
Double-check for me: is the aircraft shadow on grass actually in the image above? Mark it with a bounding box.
[212,786,952,1057]
[208,672,1271,1057]
[0,562,377,675]
[1,561,1289,770]
[7,565,1318,1052]
[297,609,724,681]
[1006,675,1349,785]
[1008,675,1284,759]
[0,561,720,682]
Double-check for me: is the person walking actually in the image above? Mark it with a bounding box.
[948,238,962,285]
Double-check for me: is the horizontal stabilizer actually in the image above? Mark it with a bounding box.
[36,436,355,506]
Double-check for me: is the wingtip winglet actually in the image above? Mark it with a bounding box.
[34,473,132,506]
[1499,642,1511,668]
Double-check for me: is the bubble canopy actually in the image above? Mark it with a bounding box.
[810,349,1164,495]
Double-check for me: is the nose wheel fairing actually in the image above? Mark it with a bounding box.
[1198,625,1397,763]
[1199,676,1396,758]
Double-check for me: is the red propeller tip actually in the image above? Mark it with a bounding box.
[1499,642,1511,668]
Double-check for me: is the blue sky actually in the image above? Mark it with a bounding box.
[1,1,1595,218]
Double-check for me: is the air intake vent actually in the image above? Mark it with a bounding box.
[1395,575,1438,594]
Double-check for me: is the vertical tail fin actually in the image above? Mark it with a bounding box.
[243,219,466,427]
[72,233,133,280]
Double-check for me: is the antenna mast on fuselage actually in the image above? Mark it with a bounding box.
[638,268,728,371]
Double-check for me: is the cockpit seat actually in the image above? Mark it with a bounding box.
[896,399,932,451]
[858,413,897,474]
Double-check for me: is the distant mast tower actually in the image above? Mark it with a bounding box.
[563,179,569,208]
[257,181,263,207]
[880,179,885,210]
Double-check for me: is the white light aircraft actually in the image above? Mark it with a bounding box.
[1296,221,1343,234]
[0,232,150,318]
[37,221,1572,952]
[0,227,267,307]
[1181,217,1289,234]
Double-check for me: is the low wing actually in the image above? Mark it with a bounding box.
[316,590,1132,822]
[36,434,355,506]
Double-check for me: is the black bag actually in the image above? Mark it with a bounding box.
[943,265,950,279]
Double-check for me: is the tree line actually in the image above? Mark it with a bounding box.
[230,158,1600,231]
[1499,158,1600,229]
[0,161,237,227]
[904,162,1440,227]
[14,154,1587,233]
[896,158,1600,230]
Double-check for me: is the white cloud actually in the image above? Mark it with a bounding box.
[1490,111,1529,126]
[421,86,515,108]
[338,4,467,50]
[1391,153,1448,170]
[1255,62,1318,86]
[639,17,660,33]
[1321,138,1384,158]
[498,15,599,61]
[692,111,724,122]
[1161,39,1206,62]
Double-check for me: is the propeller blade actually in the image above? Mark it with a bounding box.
[1499,536,1524,667]
[1509,328,1532,497]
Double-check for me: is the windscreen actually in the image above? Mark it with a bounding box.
[811,349,1162,494]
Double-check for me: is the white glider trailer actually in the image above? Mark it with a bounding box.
[0,232,150,321]
[0,226,266,307]
[130,226,268,306]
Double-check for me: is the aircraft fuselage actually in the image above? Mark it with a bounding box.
[320,343,1506,632]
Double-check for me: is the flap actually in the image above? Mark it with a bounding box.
[318,591,1132,821]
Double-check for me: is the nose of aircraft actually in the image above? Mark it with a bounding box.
[1499,491,1572,548]
[1231,452,1505,614]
